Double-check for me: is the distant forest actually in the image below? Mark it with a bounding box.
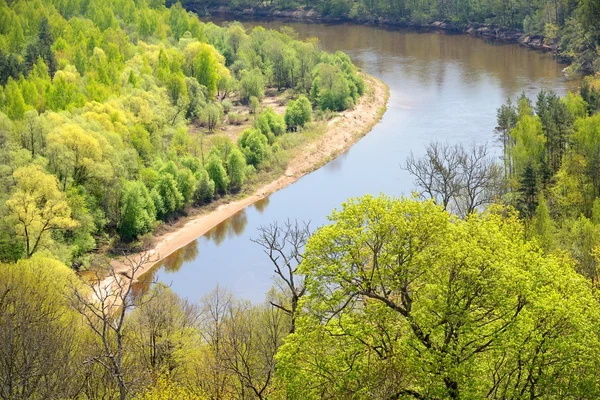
[185,0,600,74]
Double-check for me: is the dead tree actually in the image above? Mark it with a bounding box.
[252,219,311,333]
[70,253,158,400]
[405,142,462,210]
[405,142,503,217]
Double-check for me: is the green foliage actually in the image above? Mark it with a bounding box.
[276,195,600,399]
[154,174,184,219]
[194,167,215,204]
[238,128,269,167]
[6,165,77,258]
[206,153,229,195]
[311,62,358,111]
[119,180,156,241]
[284,95,312,131]
[226,147,247,191]
[240,68,264,103]
[256,107,286,136]
[0,0,364,257]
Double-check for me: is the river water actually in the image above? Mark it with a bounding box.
[141,20,578,302]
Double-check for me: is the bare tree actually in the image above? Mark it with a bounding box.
[405,142,503,217]
[70,253,159,400]
[195,286,233,400]
[455,143,503,216]
[221,300,287,400]
[127,285,199,379]
[196,288,287,400]
[252,219,311,333]
[405,142,462,210]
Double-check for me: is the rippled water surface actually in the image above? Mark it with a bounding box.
[142,19,578,302]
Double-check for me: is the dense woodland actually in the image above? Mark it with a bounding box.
[0,0,363,265]
[4,0,600,399]
[186,0,600,74]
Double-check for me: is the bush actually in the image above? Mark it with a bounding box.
[154,174,184,219]
[221,99,233,114]
[256,107,286,136]
[228,112,244,125]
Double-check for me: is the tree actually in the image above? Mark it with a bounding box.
[47,124,104,186]
[495,98,518,175]
[276,195,600,399]
[71,254,160,400]
[238,128,269,167]
[256,107,286,137]
[119,181,156,242]
[311,63,351,111]
[20,110,46,157]
[226,147,247,192]
[185,42,226,98]
[0,257,85,400]
[532,193,554,251]
[200,102,223,133]
[154,174,184,219]
[240,68,265,104]
[4,78,26,120]
[195,288,288,400]
[6,165,77,258]
[406,143,460,210]
[206,153,229,195]
[252,220,311,333]
[24,18,57,77]
[194,167,215,204]
[127,285,199,378]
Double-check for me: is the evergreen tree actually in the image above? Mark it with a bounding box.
[517,163,538,218]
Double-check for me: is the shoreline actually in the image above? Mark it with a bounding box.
[193,6,561,56]
[102,74,389,287]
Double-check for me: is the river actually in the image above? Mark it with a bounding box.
[138,19,578,302]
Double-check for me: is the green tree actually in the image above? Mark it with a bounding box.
[277,195,600,399]
[119,180,156,241]
[194,167,215,204]
[238,128,269,167]
[6,165,77,257]
[206,153,229,195]
[257,107,286,136]
[4,78,26,120]
[154,174,184,219]
[226,147,247,192]
[311,63,351,111]
[284,96,313,132]
[532,193,554,251]
[0,257,86,399]
[240,68,265,103]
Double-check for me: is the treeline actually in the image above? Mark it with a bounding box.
[496,78,600,281]
[0,0,364,266]
[186,0,600,74]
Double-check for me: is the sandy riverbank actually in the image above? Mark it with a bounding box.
[102,74,389,288]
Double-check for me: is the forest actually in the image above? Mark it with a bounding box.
[185,0,600,74]
[0,0,363,265]
[4,0,600,399]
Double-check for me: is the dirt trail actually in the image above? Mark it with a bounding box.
[101,74,389,288]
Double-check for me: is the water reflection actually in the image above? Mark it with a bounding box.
[253,197,270,213]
